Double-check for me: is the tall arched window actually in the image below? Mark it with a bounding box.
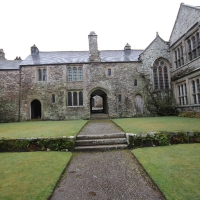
[153,58,170,90]
[73,92,77,106]
[79,91,83,106]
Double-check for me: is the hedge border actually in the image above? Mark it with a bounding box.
[0,136,75,152]
[126,131,200,148]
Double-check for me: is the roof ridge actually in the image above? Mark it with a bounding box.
[182,3,200,10]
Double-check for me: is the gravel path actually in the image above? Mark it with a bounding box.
[50,150,165,200]
[78,119,124,135]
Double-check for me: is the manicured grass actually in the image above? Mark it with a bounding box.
[133,144,200,200]
[0,120,88,139]
[0,152,72,200]
[113,117,200,133]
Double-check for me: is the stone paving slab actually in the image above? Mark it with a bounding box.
[78,120,124,135]
[50,150,165,200]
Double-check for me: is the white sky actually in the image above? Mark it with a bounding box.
[0,0,200,60]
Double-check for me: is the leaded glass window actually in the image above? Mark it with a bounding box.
[68,67,72,81]
[153,59,170,90]
[79,92,83,106]
[68,92,72,106]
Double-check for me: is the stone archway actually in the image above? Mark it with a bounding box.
[90,89,108,114]
[135,95,143,114]
[31,99,41,119]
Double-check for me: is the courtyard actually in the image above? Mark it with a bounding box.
[0,117,200,199]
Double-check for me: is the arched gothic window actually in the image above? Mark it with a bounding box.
[153,59,170,90]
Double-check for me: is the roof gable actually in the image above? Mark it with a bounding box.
[169,3,200,46]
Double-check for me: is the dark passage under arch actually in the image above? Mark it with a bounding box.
[31,99,41,119]
[90,89,108,114]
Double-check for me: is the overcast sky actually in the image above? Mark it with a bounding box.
[0,0,200,60]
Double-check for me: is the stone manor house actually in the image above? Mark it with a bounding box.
[0,3,200,122]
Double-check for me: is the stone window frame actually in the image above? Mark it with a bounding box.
[105,67,114,78]
[37,67,47,81]
[177,83,188,105]
[152,58,170,90]
[67,90,83,107]
[186,31,200,62]
[67,66,83,82]
[191,78,200,104]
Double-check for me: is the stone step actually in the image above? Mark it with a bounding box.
[90,114,109,119]
[76,132,126,140]
[74,144,128,151]
[76,138,127,146]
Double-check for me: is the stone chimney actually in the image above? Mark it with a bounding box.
[124,43,131,50]
[88,31,100,62]
[14,56,22,60]
[31,44,39,55]
[0,49,6,60]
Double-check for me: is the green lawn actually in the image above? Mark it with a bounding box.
[0,152,72,200]
[113,117,200,133]
[0,120,88,139]
[133,144,200,200]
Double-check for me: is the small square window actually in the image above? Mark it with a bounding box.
[134,79,137,86]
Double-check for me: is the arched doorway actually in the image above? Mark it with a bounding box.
[135,95,143,114]
[90,89,108,114]
[31,99,41,119]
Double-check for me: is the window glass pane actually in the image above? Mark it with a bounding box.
[134,79,137,86]
[118,94,122,103]
[73,92,77,106]
[68,67,72,81]
[197,79,200,93]
[68,92,72,106]
[192,36,196,49]
[192,81,196,93]
[78,67,83,81]
[52,94,55,103]
[177,49,180,58]
[73,67,77,81]
[108,69,111,76]
[153,66,158,90]
[38,69,42,81]
[79,92,83,106]
[158,66,163,89]
[164,66,169,89]
[43,69,47,81]
[188,39,192,51]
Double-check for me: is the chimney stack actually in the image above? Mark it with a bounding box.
[88,31,100,62]
[0,49,6,60]
[124,43,131,50]
[31,44,39,55]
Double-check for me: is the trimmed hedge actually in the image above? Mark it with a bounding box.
[0,136,75,152]
[178,111,200,118]
[126,131,200,148]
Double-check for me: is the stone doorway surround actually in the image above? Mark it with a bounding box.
[89,88,108,114]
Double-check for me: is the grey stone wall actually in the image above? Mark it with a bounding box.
[0,70,20,122]
[20,61,148,120]
[170,4,200,46]
[139,35,171,81]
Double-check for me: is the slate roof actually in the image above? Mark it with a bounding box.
[0,60,22,70]
[20,50,143,66]
[169,3,200,46]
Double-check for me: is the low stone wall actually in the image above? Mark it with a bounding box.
[0,136,75,152]
[126,131,200,148]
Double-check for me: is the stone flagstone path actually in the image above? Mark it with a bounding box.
[50,120,165,200]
